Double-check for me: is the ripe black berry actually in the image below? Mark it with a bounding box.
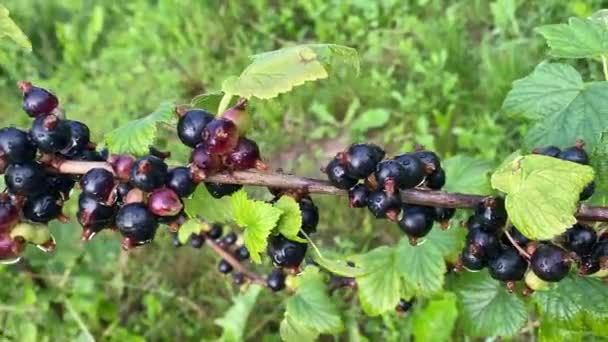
[0,127,37,164]
[116,203,159,248]
[233,273,246,285]
[488,247,528,281]
[5,162,46,195]
[338,143,385,179]
[221,232,238,246]
[579,256,600,275]
[377,158,424,190]
[0,198,19,233]
[148,188,183,217]
[396,298,414,313]
[460,249,486,270]
[167,167,196,197]
[218,259,233,274]
[501,226,529,246]
[267,269,286,292]
[474,197,507,229]
[77,194,117,239]
[116,182,132,204]
[176,109,214,147]
[224,137,263,171]
[533,145,561,157]
[562,224,597,255]
[208,223,223,239]
[30,115,72,152]
[129,155,168,191]
[299,197,319,236]
[466,214,497,232]
[235,246,250,261]
[19,81,59,117]
[205,182,242,198]
[434,207,455,222]
[61,120,92,157]
[267,234,308,268]
[23,193,63,223]
[348,184,369,208]
[80,168,115,202]
[190,234,205,249]
[591,240,608,263]
[398,205,435,239]
[466,227,501,259]
[580,182,595,201]
[190,145,222,177]
[202,118,239,155]
[530,244,571,282]
[325,158,357,189]
[47,174,76,200]
[558,143,589,165]
[413,150,440,171]
[426,168,446,190]
[366,189,400,220]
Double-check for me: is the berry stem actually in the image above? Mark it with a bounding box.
[205,237,267,287]
[503,219,531,260]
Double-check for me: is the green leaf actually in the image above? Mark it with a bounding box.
[190,92,223,113]
[176,220,203,244]
[183,185,233,224]
[0,5,32,51]
[534,276,608,322]
[502,62,608,151]
[280,315,319,342]
[309,244,366,278]
[350,108,390,134]
[590,131,608,205]
[222,44,358,100]
[424,226,466,263]
[411,293,458,342]
[282,267,343,336]
[491,154,595,239]
[536,17,608,59]
[273,196,305,242]
[105,101,176,156]
[215,285,262,342]
[443,155,493,195]
[231,190,282,263]
[454,271,527,338]
[396,235,447,297]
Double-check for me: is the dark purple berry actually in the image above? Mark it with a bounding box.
[30,115,72,153]
[129,155,168,192]
[167,167,196,197]
[208,224,223,239]
[299,197,319,236]
[558,143,589,165]
[233,273,246,285]
[533,146,561,157]
[177,109,214,147]
[0,198,19,233]
[47,174,76,200]
[235,246,250,261]
[76,149,105,161]
[190,234,205,249]
[116,203,159,247]
[202,118,239,155]
[366,189,400,220]
[377,158,424,190]
[591,240,608,262]
[398,205,434,239]
[5,162,46,195]
[396,298,414,313]
[108,154,135,181]
[267,269,286,292]
[474,197,507,229]
[61,120,92,157]
[148,188,183,217]
[578,256,600,275]
[267,234,307,268]
[77,193,116,237]
[80,168,115,202]
[460,249,486,270]
[426,168,446,189]
[467,227,501,259]
[434,207,455,222]
[563,224,597,255]
[348,184,369,208]
[221,232,237,246]
[0,127,37,164]
[224,137,263,171]
[501,226,529,246]
[338,143,385,179]
[580,182,595,201]
[205,182,242,198]
[466,214,497,233]
[325,158,358,189]
[530,244,571,282]
[19,81,58,117]
[488,247,528,281]
[116,183,132,204]
[413,150,441,171]
[190,145,222,176]
[23,193,63,223]
[218,259,233,274]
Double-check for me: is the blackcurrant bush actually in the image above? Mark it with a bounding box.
[488,247,528,281]
[30,114,72,152]
[218,259,233,274]
[338,143,385,179]
[426,168,446,190]
[77,194,116,239]
[434,207,455,222]
[177,109,214,147]
[148,188,183,217]
[208,223,223,239]
[580,182,595,201]
[190,145,222,177]
[202,118,239,155]
[558,143,589,165]
[167,167,196,197]
[221,232,238,246]
[19,81,59,117]
[235,246,250,261]
[61,120,92,157]
[325,158,358,189]
[348,184,369,208]
[189,234,205,249]
[299,197,319,236]
[530,244,571,282]
[224,137,264,171]
[466,227,501,259]
[396,298,414,313]
[533,145,561,157]
[398,205,435,239]
[474,197,507,229]
[0,127,37,164]
[108,154,135,181]
[366,189,401,220]
[562,224,597,255]
[116,203,159,248]
[267,234,308,268]
[205,182,242,198]
[80,168,115,202]
[460,249,486,271]
[129,155,168,191]
[5,162,46,195]
[0,199,19,233]
[267,269,286,292]
[23,193,63,223]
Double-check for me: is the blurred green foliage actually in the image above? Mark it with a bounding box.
[0,0,604,340]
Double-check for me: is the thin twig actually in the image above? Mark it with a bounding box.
[503,219,531,260]
[205,238,267,287]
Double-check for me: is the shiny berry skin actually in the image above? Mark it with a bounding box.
[563,224,597,255]
[190,145,222,176]
[299,197,319,236]
[348,184,369,208]
[221,232,238,246]
[467,228,501,259]
[580,182,595,201]
[325,158,357,189]
[460,249,486,270]
[0,199,19,233]
[129,155,168,192]
[205,182,242,198]
[235,246,250,261]
[208,224,223,239]
[218,259,233,274]
[339,143,385,179]
[148,188,183,217]
[578,256,600,275]
[0,234,24,260]
[396,298,414,313]
[108,154,135,181]
[23,193,63,223]
[530,244,571,282]
[177,109,214,147]
[77,194,116,233]
[30,115,72,152]
[80,168,115,202]
[466,214,496,232]
[474,197,507,229]
[116,183,132,204]
[47,174,76,200]
[558,145,589,165]
[488,248,528,281]
[116,203,159,245]
[398,205,435,238]
[501,226,529,246]
[376,158,423,190]
[202,118,239,155]
[61,120,91,157]
[267,234,308,268]
[267,269,286,292]
[5,162,46,195]
[19,81,58,117]
[413,150,441,171]
[533,145,561,157]
[224,137,262,171]
[366,189,400,219]
[167,167,196,197]
[0,127,37,163]
[434,207,455,222]
[426,168,446,190]
[190,234,205,249]
[591,240,608,261]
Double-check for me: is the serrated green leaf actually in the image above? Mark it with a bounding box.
[280,315,319,342]
[350,108,390,133]
[424,226,466,263]
[454,271,527,338]
[105,101,176,156]
[283,267,343,336]
[491,154,595,239]
[590,131,608,205]
[177,220,203,244]
[536,17,608,59]
[183,185,233,223]
[443,155,493,195]
[222,44,358,100]
[412,293,458,342]
[502,62,608,151]
[0,5,32,51]
[273,196,305,242]
[231,190,282,263]
[215,285,262,342]
[309,244,366,278]
[396,236,447,297]
[190,92,223,113]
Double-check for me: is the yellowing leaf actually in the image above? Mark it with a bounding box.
[0,5,31,51]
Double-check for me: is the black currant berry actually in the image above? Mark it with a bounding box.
[413,150,441,171]
[177,109,214,147]
[129,155,168,192]
[5,162,46,195]
[148,188,183,217]
[167,167,196,197]
[61,120,92,157]
[77,193,117,238]
[116,203,159,248]
[218,259,233,274]
[466,214,497,232]
[467,227,501,259]
[366,189,401,220]
[80,168,115,202]
[224,137,263,171]
[0,127,37,164]
[208,223,223,239]
[580,182,595,201]
[116,182,132,204]
[434,207,455,223]
[591,240,608,263]
[205,182,242,198]
[267,269,286,292]
[338,143,385,179]
[460,249,486,270]
[190,145,222,177]
[376,159,423,190]
[235,246,250,261]
[233,273,246,285]
[558,143,589,165]
[299,197,319,236]
[221,232,238,246]
[398,205,435,239]
[30,115,72,153]
[108,154,135,181]
[488,247,528,281]
[325,158,358,189]
[0,198,19,233]
[348,184,369,208]
[23,193,63,223]
[202,118,239,155]
[396,298,414,313]
[533,145,561,157]
[426,168,446,190]
[578,256,600,275]
[19,81,58,117]
[190,234,205,249]
[171,232,182,248]
[267,234,308,268]
[530,244,571,282]
[47,174,76,200]
[562,224,597,255]
[501,226,529,246]
[76,149,105,161]
[474,197,507,229]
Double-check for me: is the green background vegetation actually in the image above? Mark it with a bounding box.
[0,0,604,340]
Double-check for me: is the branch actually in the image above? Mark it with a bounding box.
[205,238,267,287]
[55,160,608,222]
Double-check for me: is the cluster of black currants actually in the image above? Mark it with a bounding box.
[324,143,455,245]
